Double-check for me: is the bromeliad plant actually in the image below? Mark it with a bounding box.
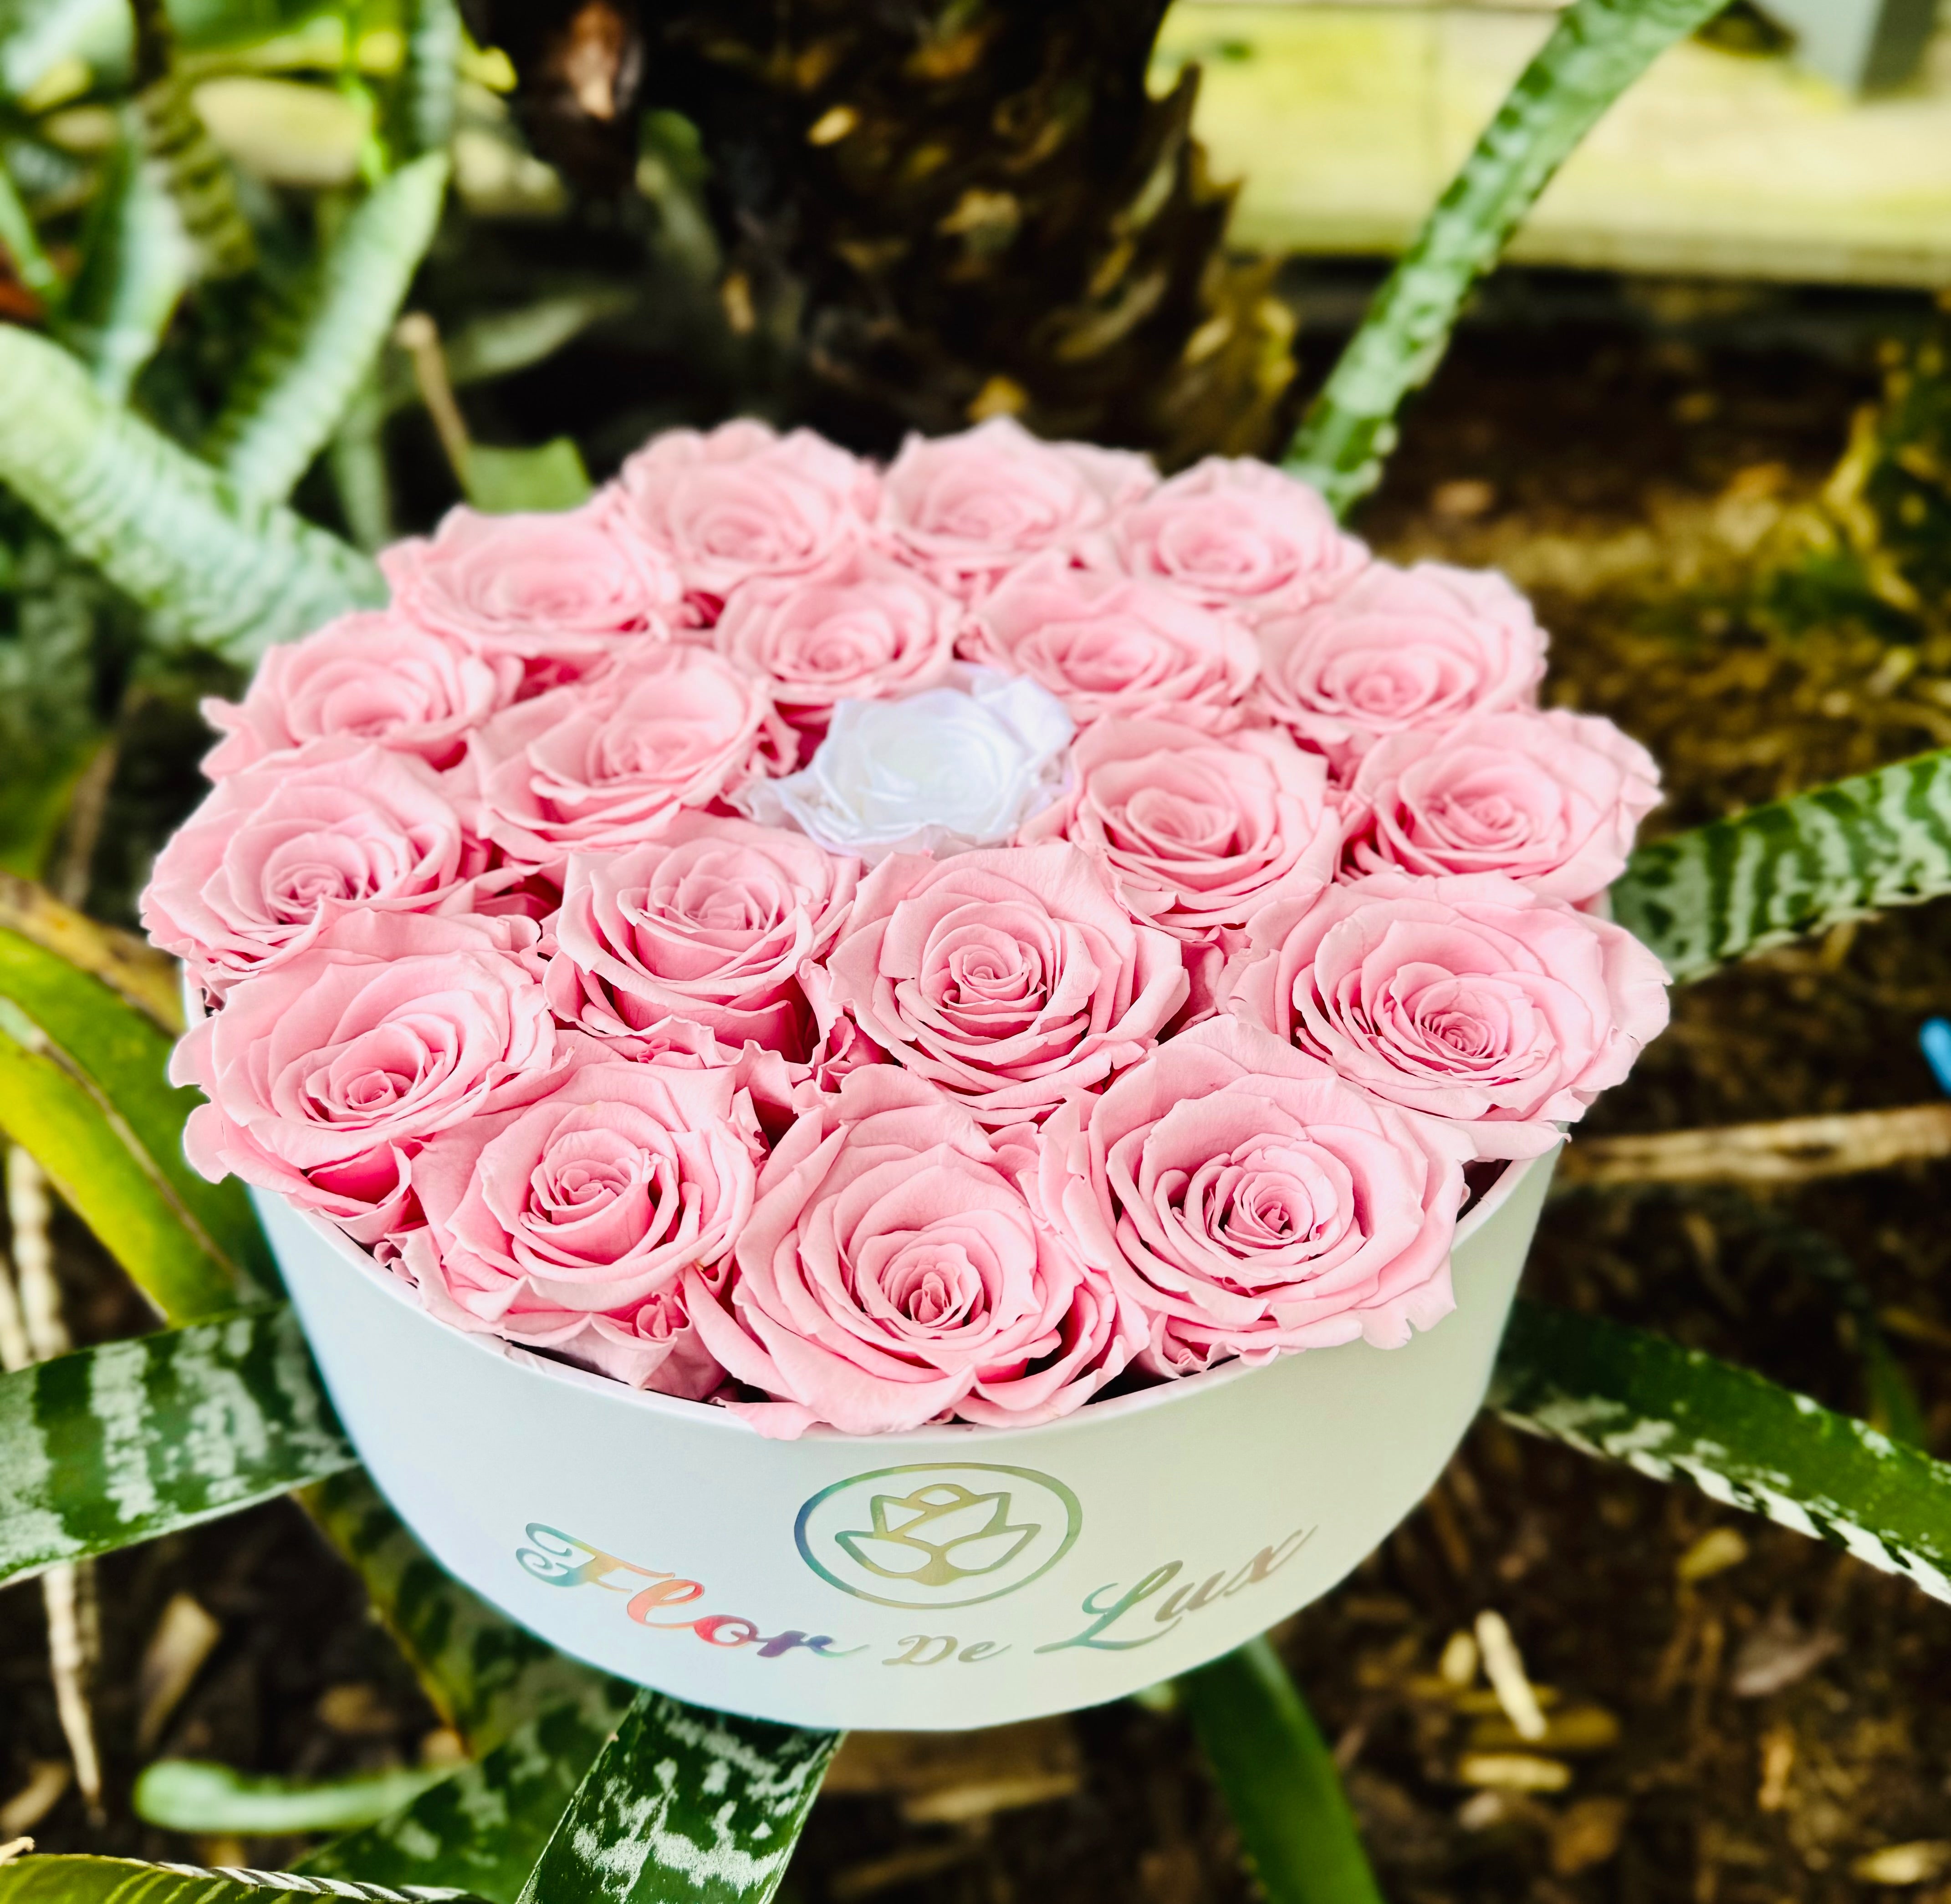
[8,4,1951,1903]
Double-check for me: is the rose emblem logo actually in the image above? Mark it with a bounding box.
[837,1482,1038,1588]
[796,1462,1083,1609]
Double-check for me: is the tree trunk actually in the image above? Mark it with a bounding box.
[465,0,1298,465]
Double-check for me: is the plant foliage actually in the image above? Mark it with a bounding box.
[0,1859,484,1904]
[0,1305,352,1589]
[1610,743,1951,983]
[1286,0,1729,515]
[1180,1639,1384,1904]
[516,1690,838,1904]
[1491,1300,1951,1603]
[0,327,383,658]
[203,156,450,505]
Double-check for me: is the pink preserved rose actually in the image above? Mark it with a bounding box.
[142,740,490,995]
[1021,717,1342,942]
[463,645,778,872]
[545,815,859,1059]
[685,1066,1141,1435]
[1028,1015,1472,1373]
[824,842,1188,1125]
[963,554,1259,733]
[200,610,523,775]
[1253,560,1547,771]
[1112,457,1368,618]
[1341,708,1661,904]
[1219,871,1671,1158]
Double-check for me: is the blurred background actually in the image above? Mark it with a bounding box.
[7,4,1951,1900]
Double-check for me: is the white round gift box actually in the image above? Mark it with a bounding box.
[261,1149,1553,1732]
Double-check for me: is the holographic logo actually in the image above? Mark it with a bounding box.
[795,1462,1083,1610]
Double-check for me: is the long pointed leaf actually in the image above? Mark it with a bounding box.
[0,326,382,658]
[0,910,271,1307]
[392,0,462,159]
[204,156,450,505]
[0,1028,234,1324]
[59,123,190,403]
[1285,0,1725,516]
[0,1859,483,1904]
[516,1690,838,1904]
[1489,1299,1951,1602]
[134,1761,453,1836]
[1180,1639,1382,1904]
[303,1699,634,1904]
[0,871,184,1035]
[0,1305,354,1589]
[300,1470,621,1752]
[1610,743,1951,983]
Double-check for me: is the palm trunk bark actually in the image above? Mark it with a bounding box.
[466,0,1298,465]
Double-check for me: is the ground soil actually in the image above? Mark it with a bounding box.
[9,274,1951,1904]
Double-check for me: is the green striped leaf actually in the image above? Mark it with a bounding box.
[0,907,270,1313]
[0,1858,482,1904]
[0,326,383,659]
[1179,1639,1382,1904]
[0,1305,354,1589]
[1286,0,1725,516]
[1489,1300,1951,1602]
[59,123,190,404]
[297,1475,636,1897]
[135,1761,455,1837]
[204,156,450,505]
[516,1689,839,1904]
[300,1470,621,1752]
[1610,744,1951,983]
[391,0,463,160]
[303,1698,633,1904]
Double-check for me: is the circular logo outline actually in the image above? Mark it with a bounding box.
[794,1460,1083,1610]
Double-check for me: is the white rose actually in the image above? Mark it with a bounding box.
[738,665,1074,862]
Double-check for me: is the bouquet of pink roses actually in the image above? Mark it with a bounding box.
[143,417,1669,1439]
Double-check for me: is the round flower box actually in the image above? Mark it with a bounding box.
[259,1149,1552,1731]
[151,417,1667,1735]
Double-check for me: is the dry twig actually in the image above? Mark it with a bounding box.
[1559,1103,1951,1188]
[5,1147,102,1819]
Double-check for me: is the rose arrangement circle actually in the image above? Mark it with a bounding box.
[145,417,1670,1439]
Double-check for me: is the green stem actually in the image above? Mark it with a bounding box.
[1285,0,1726,517]
[1180,1639,1384,1904]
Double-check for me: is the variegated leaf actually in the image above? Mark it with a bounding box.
[0,1306,354,1589]
[299,1470,622,1751]
[392,0,463,159]
[204,156,450,505]
[516,1689,839,1904]
[1609,744,1951,982]
[1490,1300,1951,1602]
[302,1697,634,1904]
[60,121,190,403]
[1286,0,1726,516]
[0,1858,479,1904]
[0,327,382,658]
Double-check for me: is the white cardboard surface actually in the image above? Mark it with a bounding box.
[264,1151,1553,1729]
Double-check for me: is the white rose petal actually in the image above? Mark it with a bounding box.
[738,665,1074,862]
